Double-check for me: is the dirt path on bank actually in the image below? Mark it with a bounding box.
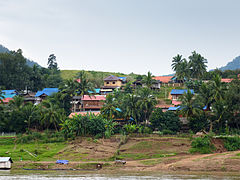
[12,136,240,172]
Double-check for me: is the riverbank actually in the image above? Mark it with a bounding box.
[1,135,240,173]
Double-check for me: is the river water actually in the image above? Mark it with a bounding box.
[0,171,239,180]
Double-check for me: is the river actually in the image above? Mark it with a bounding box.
[0,171,239,180]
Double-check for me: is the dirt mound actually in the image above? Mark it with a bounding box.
[211,138,227,153]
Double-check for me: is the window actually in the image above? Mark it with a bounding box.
[107,82,109,84]
[113,82,115,84]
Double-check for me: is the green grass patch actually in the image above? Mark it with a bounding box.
[189,136,215,154]
[140,158,162,166]
[0,141,66,162]
[115,152,176,160]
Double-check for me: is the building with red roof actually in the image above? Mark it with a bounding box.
[81,95,106,111]
[152,76,174,83]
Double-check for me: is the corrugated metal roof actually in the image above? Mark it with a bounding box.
[0,157,13,163]
[168,106,180,111]
[82,95,106,101]
[118,77,127,81]
[2,90,16,95]
[35,88,59,97]
[170,89,194,95]
[0,94,16,99]
[88,88,101,94]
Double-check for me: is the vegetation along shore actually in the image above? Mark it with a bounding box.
[1,49,240,173]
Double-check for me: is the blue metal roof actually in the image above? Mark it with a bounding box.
[1,94,16,99]
[88,88,101,94]
[118,77,127,81]
[56,160,69,164]
[35,88,59,97]
[170,89,194,95]
[116,108,122,112]
[2,90,17,95]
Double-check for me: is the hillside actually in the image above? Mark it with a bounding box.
[0,44,40,67]
[219,56,240,71]
[61,70,140,80]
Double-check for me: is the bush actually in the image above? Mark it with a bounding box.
[223,136,240,151]
[162,129,175,135]
[150,108,181,133]
[189,136,215,154]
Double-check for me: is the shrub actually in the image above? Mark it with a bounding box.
[189,136,215,154]
[150,108,181,133]
[162,129,175,135]
[223,136,240,151]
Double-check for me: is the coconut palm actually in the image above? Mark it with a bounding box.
[188,51,208,79]
[142,71,155,89]
[101,94,118,120]
[171,54,184,72]
[137,88,157,124]
[180,89,201,121]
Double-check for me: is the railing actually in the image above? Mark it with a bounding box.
[0,132,16,137]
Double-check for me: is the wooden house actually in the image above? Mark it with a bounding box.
[81,95,106,111]
[101,75,125,93]
[170,89,194,106]
[35,88,59,104]
[0,157,13,169]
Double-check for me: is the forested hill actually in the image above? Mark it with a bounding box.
[219,56,240,71]
[0,44,40,67]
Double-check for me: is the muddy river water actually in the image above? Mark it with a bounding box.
[0,171,239,180]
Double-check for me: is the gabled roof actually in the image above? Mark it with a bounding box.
[0,94,16,99]
[170,89,194,95]
[0,157,13,163]
[82,95,106,101]
[1,98,13,103]
[104,75,120,81]
[35,88,59,97]
[152,76,174,83]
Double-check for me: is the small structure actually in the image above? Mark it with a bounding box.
[170,89,194,105]
[101,75,126,93]
[35,88,59,104]
[0,157,13,169]
[56,160,69,164]
[81,95,106,111]
[0,90,17,105]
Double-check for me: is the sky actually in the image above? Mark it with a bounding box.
[0,0,240,75]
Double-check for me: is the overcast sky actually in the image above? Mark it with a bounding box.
[0,0,240,75]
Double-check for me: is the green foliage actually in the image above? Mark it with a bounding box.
[223,136,240,151]
[61,114,114,138]
[150,108,181,133]
[190,136,215,154]
[189,113,208,133]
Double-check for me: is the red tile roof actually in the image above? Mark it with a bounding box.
[69,111,101,118]
[152,76,173,83]
[0,98,13,103]
[82,95,106,101]
[221,78,233,83]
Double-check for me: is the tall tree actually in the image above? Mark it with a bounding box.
[188,51,208,79]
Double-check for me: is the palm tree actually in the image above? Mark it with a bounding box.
[137,88,157,124]
[180,89,201,122]
[171,54,184,72]
[101,94,118,120]
[188,51,208,79]
[22,103,38,130]
[9,96,24,110]
[142,71,155,89]
[122,93,140,124]
[76,71,95,96]
[40,100,65,131]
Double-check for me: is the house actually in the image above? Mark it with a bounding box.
[23,92,37,104]
[0,157,13,169]
[0,90,17,105]
[101,75,125,93]
[170,89,194,106]
[81,95,106,111]
[152,76,174,84]
[35,88,59,104]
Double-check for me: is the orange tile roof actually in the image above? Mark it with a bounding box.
[221,78,233,83]
[152,76,173,83]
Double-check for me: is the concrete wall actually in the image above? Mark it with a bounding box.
[104,80,122,87]
[0,161,11,169]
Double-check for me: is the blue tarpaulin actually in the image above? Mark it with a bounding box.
[56,160,69,164]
